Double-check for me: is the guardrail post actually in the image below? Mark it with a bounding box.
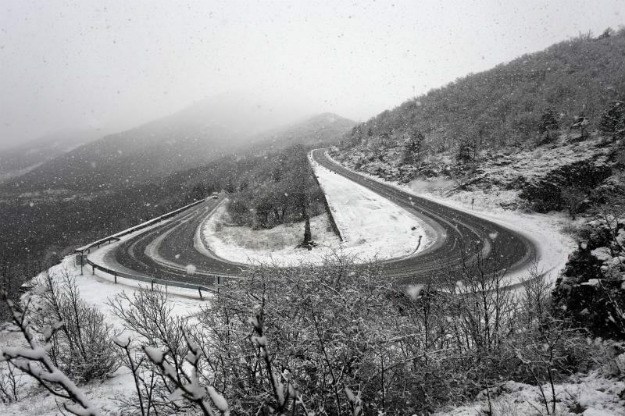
[113,273,117,284]
[151,279,155,291]
[198,287,203,300]
[92,265,95,275]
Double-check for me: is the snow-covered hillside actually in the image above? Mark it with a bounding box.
[333,135,614,211]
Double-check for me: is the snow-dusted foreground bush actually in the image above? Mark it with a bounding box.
[0,277,117,416]
[2,255,624,415]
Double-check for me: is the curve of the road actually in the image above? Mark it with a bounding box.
[95,149,537,287]
[312,150,536,284]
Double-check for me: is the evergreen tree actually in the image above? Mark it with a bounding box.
[403,128,425,165]
[599,100,625,140]
[456,140,475,163]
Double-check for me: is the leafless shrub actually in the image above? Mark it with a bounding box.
[113,336,160,416]
[175,252,602,414]
[34,270,120,383]
[109,288,229,415]
[143,331,230,415]
[501,266,598,414]
[0,254,604,415]
[109,289,188,356]
[109,288,195,415]
[0,361,22,403]
[0,291,99,415]
[443,249,519,355]
[197,258,486,414]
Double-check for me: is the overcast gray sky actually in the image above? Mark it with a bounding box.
[1,0,623,149]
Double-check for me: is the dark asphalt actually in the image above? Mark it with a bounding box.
[110,198,250,286]
[104,150,536,287]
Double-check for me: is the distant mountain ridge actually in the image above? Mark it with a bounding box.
[0,129,103,182]
[2,96,355,192]
[251,112,357,152]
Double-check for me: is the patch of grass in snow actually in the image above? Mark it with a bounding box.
[212,210,332,251]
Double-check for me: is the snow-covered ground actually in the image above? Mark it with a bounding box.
[201,159,434,266]
[0,257,206,416]
[434,370,625,416]
[201,205,344,266]
[336,135,612,204]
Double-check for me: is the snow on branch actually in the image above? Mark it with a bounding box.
[141,329,230,416]
[0,292,99,416]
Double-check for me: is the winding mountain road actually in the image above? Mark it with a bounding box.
[312,150,536,284]
[94,149,537,287]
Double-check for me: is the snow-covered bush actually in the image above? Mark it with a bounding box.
[0,257,608,415]
[108,289,198,415]
[109,289,230,415]
[0,292,100,415]
[187,256,598,414]
[195,259,447,414]
[553,215,625,340]
[34,271,120,383]
[519,160,612,215]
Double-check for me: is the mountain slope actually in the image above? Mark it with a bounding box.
[253,112,356,151]
[0,129,103,183]
[1,96,315,192]
[340,29,625,153]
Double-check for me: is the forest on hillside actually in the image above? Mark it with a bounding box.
[342,29,625,154]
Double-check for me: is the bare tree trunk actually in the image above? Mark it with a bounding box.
[303,214,312,245]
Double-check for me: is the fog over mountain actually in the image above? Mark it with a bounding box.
[0,128,105,181]
[1,1,623,150]
[1,96,354,191]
